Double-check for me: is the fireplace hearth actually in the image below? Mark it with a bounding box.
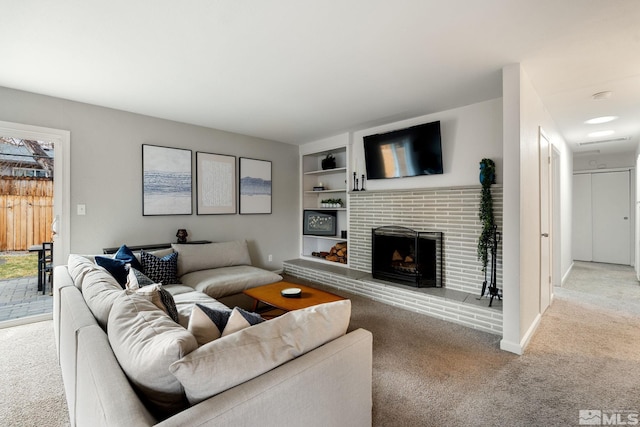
[371,226,442,287]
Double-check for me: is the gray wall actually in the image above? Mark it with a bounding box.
[0,86,299,269]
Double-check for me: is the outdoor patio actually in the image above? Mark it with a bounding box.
[0,276,52,322]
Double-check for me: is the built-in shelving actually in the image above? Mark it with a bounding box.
[300,144,348,267]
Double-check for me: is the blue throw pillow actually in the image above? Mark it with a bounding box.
[114,244,143,272]
[95,256,128,288]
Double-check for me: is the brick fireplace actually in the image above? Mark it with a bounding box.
[349,186,503,294]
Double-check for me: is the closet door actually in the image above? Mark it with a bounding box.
[592,171,630,265]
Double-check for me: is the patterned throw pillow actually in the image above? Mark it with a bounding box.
[188,304,232,346]
[221,307,265,337]
[140,250,180,285]
[126,267,155,289]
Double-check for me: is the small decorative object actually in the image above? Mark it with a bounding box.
[321,153,336,170]
[281,287,302,298]
[313,186,326,191]
[320,198,343,208]
[360,174,366,191]
[352,172,359,191]
[176,229,188,243]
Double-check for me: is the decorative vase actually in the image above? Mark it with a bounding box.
[321,154,336,170]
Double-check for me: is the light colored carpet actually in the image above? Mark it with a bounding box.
[2,267,638,427]
[0,320,69,426]
[555,261,640,316]
[285,272,640,427]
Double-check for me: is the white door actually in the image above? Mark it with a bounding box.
[539,129,551,312]
[592,171,630,265]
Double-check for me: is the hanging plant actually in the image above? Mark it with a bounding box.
[477,158,496,271]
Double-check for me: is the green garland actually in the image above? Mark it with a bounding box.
[477,159,496,271]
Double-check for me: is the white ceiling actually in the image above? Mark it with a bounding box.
[1,1,639,153]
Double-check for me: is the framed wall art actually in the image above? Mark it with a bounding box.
[196,152,236,214]
[239,157,272,214]
[142,144,192,216]
[303,210,337,236]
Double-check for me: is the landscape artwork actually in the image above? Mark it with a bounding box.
[239,157,272,214]
[142,144,192,215]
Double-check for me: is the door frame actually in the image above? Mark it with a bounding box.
[539,127,552,313]
[0,120,70,266]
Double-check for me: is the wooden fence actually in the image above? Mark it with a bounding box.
[0,176,53,251]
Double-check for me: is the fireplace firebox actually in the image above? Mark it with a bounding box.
[371,226,442,287]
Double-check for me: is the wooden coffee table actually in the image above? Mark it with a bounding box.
[243,281,345,318]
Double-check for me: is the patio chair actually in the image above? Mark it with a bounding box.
[39,242,53,295]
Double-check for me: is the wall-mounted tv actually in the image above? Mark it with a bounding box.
[363,120,443,179]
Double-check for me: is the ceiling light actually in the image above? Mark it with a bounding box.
[587,130,615,138]
[585,116,618,124]
[592,91,612,100]
[578,137,630,146]
[574,150,601,156]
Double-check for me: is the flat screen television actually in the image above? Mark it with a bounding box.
[363,120,443,179]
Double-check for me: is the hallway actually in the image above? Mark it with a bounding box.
[555,261,640,316]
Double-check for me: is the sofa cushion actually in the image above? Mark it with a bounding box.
[95,256,128,288]
[179,265,282,299]
[81,267,124,330]
[187,304,231,346]
[170,299,351,404]
[67,254,98,290]
[172,241,252,276]
[108,291,198,418]
[221,307,264,337]
[140,250,180,285]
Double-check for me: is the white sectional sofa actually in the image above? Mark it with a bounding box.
[52,241,373,426]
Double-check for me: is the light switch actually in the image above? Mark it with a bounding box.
[77,204,86,215]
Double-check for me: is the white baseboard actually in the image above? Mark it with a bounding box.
[561,262,574,286]
[499,312,542,355]
[0,313,52,329]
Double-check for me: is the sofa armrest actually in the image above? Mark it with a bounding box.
[53,265,78,356]
[156,328,373,427]
[75,325,156,426]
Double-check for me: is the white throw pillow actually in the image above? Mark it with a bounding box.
[187,304,231,346]
[221,307,264,337]
[170,299,351,404]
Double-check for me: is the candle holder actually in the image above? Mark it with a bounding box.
[360,174,366,191]
[352,172,359,192]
